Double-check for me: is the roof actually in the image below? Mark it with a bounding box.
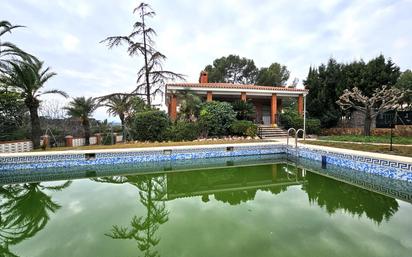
[166,83,307,92]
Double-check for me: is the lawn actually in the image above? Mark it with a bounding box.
[37,139,264,152]
[318,135,412,145]
[302,140,412,158]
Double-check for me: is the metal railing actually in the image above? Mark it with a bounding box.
[287,128,306,148]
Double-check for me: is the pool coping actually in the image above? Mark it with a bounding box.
[0,140,410,164]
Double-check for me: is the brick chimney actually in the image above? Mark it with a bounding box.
[199,71,208,83]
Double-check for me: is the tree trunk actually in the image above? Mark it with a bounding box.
[363,108,372,136]
[83,119,91,146]
[141,6,151,107]
[27,99,42,149]
[119,113,125,141]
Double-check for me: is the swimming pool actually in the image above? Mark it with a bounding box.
[1,153,411,257]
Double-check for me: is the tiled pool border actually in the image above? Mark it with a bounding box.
[0,142,411,182]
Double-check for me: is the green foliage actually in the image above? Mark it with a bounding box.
[256,63,290,86]
[304,55,401,128]
[0,89,29,140]
[65,97,98,145]
[103,94,132,125]
[230,120,257,137]
[65,97,98,123]
[132,110,170,141]
[166,121,200,141]
[1,58,64,148]
[231,100,255,120]
[204,55,259,84]
[176,90,202,121]
[198,101,236,136]
[396,69,412,108]
[305,119,321,135]
[280,107,320,135]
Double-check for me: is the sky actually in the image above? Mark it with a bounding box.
[1,0,412,121]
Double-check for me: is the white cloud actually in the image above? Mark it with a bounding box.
[4,0,412,120]
[62,34,80,52]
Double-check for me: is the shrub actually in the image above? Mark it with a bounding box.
[167,121,200,141]
[306,119,321,135]
[132,110,170,141]
[231,100,256,120]
[198,101,236,137]
[280,107,321,135]
[230,120,257,137]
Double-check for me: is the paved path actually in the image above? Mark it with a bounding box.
[267,137,412,164]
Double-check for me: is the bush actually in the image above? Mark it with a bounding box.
[231,100,256,120]
[230,120,257,137]
[306,119,321,135]
[132,110,170,141]
[198,101,236,137]
[167,121,200,141]
[280,107,321,135]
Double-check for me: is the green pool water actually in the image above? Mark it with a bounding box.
[1,159,412,257]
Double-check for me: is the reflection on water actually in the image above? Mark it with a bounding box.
[0,181,71,257]
[0,159,411,257]
[94,175,168,257]
[303,172,399,224]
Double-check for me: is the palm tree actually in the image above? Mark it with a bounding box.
[176,90,202,122]
[0,181,71,256]
[0,59,67,148]
[103,94,132,130]
[0,20,30,72]
[65,97,98,145]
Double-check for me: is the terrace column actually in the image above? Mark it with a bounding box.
[170,94,177,121]
[298,94,304,116]
[271,93,277,126]
[206,91,213,102]
[240,92,247,101]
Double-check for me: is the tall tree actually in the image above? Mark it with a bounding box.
[204,55,259,84]
[304,55,402,128]
[304,59,343,128]
[0,59,66,148]
[101,2,184,106]
[256,62,290,86]
[396,69,412,109]
[65,97,98,145]
[102,94,132,129]
[0,20,30,73]
[336,86,406,136]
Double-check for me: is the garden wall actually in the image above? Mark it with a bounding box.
[0,140,33,153]
[321,125,412,136]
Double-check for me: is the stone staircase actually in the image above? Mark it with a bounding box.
[258,126,288,138]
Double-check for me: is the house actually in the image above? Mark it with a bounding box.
[165,71,309,128]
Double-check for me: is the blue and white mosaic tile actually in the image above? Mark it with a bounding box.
[1,143,411,183]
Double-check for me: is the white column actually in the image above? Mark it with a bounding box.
[303,95,307,139]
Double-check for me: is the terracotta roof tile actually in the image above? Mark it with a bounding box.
[167,83,307,92]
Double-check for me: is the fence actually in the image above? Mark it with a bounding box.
[0,140,33,153]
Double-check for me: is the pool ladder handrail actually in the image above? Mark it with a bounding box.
[287,128,305,149]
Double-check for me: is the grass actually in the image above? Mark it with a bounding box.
[36,139,264,152]
[302,140,412,158]
[318,135,412,145]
